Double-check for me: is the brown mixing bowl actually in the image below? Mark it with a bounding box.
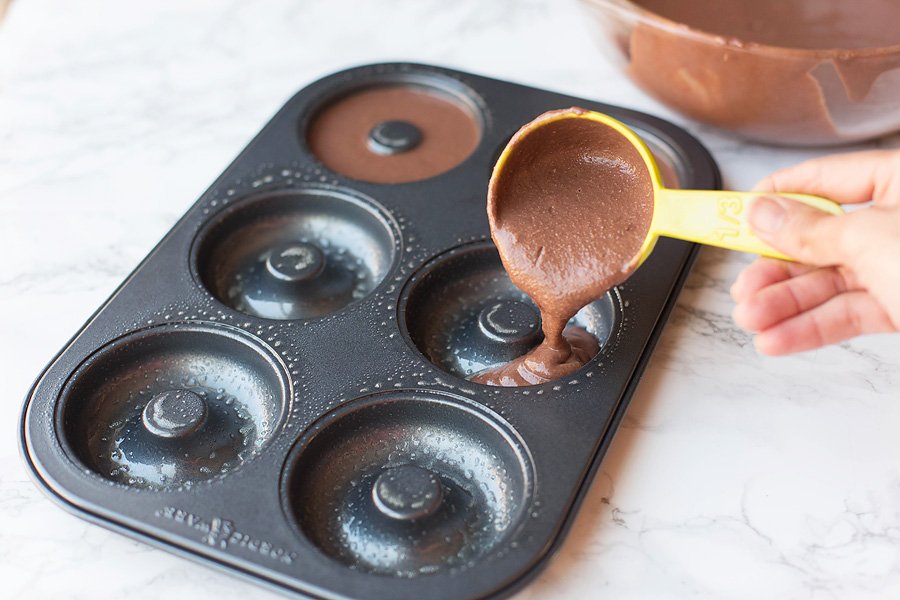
[579,0,900,146]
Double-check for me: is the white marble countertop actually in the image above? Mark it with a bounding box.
[1,1,899,599]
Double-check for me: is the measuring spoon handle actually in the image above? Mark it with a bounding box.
[652,189,843,260]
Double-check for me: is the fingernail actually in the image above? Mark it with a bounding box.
[749,196,786,234]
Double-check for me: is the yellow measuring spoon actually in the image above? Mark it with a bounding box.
[493,109,843,267]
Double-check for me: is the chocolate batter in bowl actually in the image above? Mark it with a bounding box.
[306,81,483,183]
[579,0,900,145]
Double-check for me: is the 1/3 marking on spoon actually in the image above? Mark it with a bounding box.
[711,195,743,241]
[717,196,742,224]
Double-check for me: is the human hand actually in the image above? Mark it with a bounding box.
[731,149,900,355]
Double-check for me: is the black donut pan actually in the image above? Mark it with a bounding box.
[20,63,720,600]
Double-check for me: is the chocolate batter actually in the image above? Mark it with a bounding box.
[307,85,481,183]
[635,0,900,50]
[472,108,654,386]
[620,0,900,144]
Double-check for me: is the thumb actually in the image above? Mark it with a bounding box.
[748,195,846,266]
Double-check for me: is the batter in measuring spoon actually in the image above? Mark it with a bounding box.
[472,108,654,386]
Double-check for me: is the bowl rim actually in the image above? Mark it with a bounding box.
[580,0,900,58]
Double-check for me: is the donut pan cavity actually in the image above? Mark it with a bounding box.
[21,63,719,600]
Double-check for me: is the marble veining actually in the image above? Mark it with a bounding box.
[1,1,899,599]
